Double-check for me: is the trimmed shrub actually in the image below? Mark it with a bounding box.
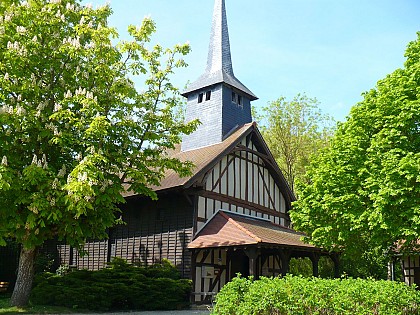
[212,275,420,315]
[31,259,191,311]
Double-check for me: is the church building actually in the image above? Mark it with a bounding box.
[1,0,339,303]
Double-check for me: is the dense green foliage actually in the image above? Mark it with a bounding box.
[257,94,335,194]
[0,0,198,305]
[289,256,335,278]
[30,259,192,311]
[212,275,420,315]
[291,33,420,265]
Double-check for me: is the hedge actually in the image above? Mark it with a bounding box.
[31,259,192,311]
[212,275,420,315]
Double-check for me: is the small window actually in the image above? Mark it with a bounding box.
[205,90,211,101]
[198,93,203,103]
[238,95,242,106]
[232,92,237,103]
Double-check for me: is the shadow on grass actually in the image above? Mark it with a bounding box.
[0,294,91,314]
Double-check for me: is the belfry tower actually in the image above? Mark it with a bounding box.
[181,0,258,152]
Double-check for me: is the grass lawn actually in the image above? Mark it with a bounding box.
[0,294,87,314]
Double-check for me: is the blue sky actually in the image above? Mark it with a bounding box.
[88,0,419,121]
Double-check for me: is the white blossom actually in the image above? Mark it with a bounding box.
[84,195,92,202]
[52,178,59,189]
[16,26,27,34]
[54,103,62,112]
[85,3,92,9]
[65,90,72,98]
[37,160,42,168]
[58,165,66,177]
[77,172,88,182]
[50,198,56,206]
[4,13,13,22]
[28,205,38,214]
[1,156,7,166]
[66,3,75,11]
[49,0,61,4]
[79,16,85,25]
[16,106,25,115]
[86,91,94,99]
[17,94,22,102]
[31,155,38,165]
[3,73,9,81]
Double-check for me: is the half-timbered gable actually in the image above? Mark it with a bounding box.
[195,124,293,230]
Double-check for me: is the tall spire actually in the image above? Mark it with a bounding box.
[180,0,257,152]
[206,0,234,76]
[182,0,257,100]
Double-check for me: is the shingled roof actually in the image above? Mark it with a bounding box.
[188,210,317,250]
[123,123,256,198]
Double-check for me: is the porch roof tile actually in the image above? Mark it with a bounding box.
[188,211,318,250]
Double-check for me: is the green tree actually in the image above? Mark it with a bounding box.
[291,33,420,276]
[0,0,198,306]
[257,94,335,194]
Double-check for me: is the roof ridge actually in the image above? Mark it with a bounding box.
[220,211,262,243]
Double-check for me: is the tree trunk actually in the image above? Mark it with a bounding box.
[10,247,37,307]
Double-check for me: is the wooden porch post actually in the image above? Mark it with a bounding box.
[280,250,291,276]
[331,253,340,278]
[245,248,259,279]
[191,250,198,303]
[310,253,320,277]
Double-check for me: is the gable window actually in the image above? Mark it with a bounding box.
[205,90,211,101]
[198,93,204,103]
[232,92,237,103]
[237,95,242,106]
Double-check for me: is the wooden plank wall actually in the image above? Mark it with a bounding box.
[51,193,194,277]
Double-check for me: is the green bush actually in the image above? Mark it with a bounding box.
[212,275,420,315]
[31,258,191,311]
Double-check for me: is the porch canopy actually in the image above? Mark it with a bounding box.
[188,210,336,277]
[188,210,317,250]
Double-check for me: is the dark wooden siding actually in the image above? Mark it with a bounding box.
[0,242,20,287]
[52,192,194,278]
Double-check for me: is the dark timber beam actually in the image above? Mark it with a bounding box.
[245,248,259,279]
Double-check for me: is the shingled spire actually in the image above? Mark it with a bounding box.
[206,0,234,76]
[181,0,258,152]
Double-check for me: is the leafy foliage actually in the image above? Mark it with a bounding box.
[291,33,420,263]
[212,275,420,315]
[0,0,198,305]
[30,259,191,311]
[257,94,335,194]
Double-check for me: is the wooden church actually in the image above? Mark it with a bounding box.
[1,0,340,302]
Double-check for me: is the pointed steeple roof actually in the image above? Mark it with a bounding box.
[182,0,257,100]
